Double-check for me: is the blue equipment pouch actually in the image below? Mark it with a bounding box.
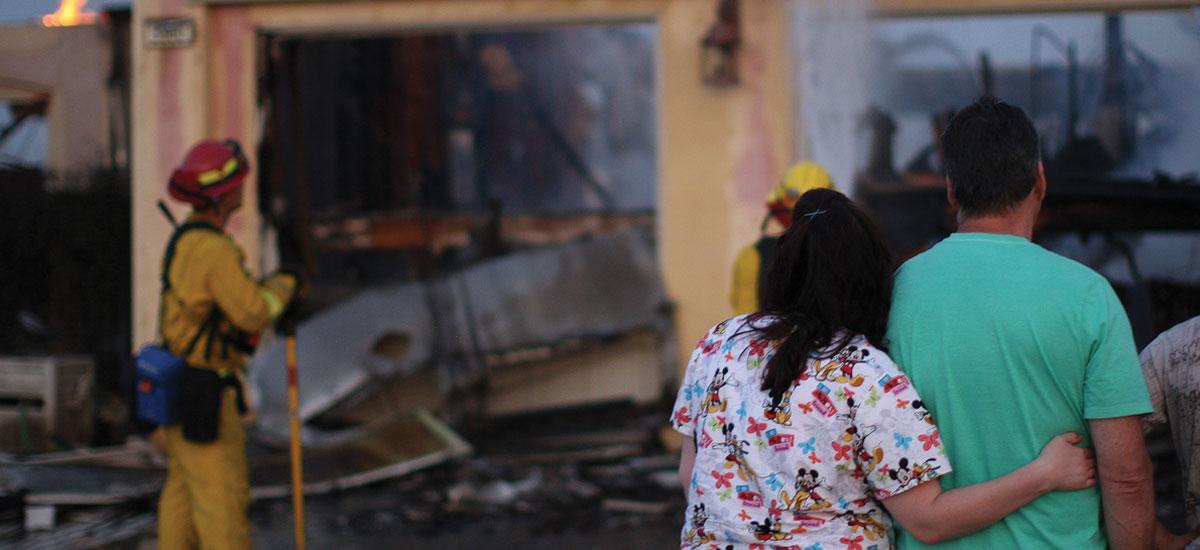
[135,345,186,425]
[134,311,214,426]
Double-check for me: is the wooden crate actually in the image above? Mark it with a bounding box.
[0,356,94,451]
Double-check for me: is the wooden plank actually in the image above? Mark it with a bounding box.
[484,331,665,416]
[249,408,471,499]
[309,212,653,252]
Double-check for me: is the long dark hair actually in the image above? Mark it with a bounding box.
[748,188,894,404]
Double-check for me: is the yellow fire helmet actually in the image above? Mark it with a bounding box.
[766,161,834,226]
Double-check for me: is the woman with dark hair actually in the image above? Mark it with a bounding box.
[671,188,1094,549]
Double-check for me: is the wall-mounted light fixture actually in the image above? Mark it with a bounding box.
[701,0,740,87]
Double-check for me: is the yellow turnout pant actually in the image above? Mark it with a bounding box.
[157,388,250,550]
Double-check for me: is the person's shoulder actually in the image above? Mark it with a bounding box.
[691,314,779,363]
[1144,315,1200,359]
[1028,244,1110,286]
[179,227,242,264]
[1160,315,1200,341]
[894,243,940,273]
[893,238,958,282]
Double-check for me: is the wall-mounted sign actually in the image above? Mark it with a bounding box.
[144,18,196,49]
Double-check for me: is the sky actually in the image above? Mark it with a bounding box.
[0,0,129,25]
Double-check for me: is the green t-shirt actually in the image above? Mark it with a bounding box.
[886,232,1152,549]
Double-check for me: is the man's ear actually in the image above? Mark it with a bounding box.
[946,177,959,211]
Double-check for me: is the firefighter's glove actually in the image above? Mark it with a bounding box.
[261,272,298,322]
[278,266,309,302]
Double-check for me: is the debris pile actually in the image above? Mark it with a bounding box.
[247,402,686,548]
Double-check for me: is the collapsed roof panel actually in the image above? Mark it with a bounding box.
[248,282,435,441]
[248,228,669,443]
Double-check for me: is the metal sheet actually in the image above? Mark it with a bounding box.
[249,228,667,442]
[444,228,665,354]
[248,282,436,442]
[426,227,667,393]
[0,464,164,506]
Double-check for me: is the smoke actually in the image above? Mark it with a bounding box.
[791,0,875,193]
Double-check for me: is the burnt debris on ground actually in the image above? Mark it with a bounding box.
[250,400,685,549]
[0,400,686,549]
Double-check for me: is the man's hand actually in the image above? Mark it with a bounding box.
[276,266,308,302]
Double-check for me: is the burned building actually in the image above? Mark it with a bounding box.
[2,0,1198,546]
[130,0,800,430]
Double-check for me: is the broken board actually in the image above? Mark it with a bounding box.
[1,409,470,505]
[250,409,471,499]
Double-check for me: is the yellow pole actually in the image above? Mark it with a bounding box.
[286,333,306,550]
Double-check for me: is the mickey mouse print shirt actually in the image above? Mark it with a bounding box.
[671,315,951,550]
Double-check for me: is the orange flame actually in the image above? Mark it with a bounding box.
[42,0,99,27]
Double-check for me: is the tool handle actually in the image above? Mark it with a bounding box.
[286,335,306,550]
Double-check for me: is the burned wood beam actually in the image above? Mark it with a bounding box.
[309,212,654,253]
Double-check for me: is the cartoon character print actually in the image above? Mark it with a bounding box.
[837,398,884,473]
[701,367,733,414]
[810,383,838,417]
[762,388,793,427]
[749,514,793,542]
[810,359,838,382]
[878,372,910,395]
[911,400,935,426]
[713,319,731,335]
[684,503,717,548]
[888,457,943,491]
[700,338,724,357]
[717,422,757,481]
[813,346,869,387]
[736,483,765,508]
[836,510,889,542]
[779,468,832,512]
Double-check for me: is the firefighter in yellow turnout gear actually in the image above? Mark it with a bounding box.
[730,162,834,314]
[156,140,297,549]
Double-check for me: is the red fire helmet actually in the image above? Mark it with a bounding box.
[168,139,249,207]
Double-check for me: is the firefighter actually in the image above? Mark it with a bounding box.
[730,161,834,314]
[156,139,297,549]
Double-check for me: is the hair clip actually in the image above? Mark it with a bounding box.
[800,208,828,219]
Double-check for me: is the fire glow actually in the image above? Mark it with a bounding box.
[42,0,99,27]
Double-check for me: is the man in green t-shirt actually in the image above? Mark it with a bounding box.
[887,96,1182,548]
